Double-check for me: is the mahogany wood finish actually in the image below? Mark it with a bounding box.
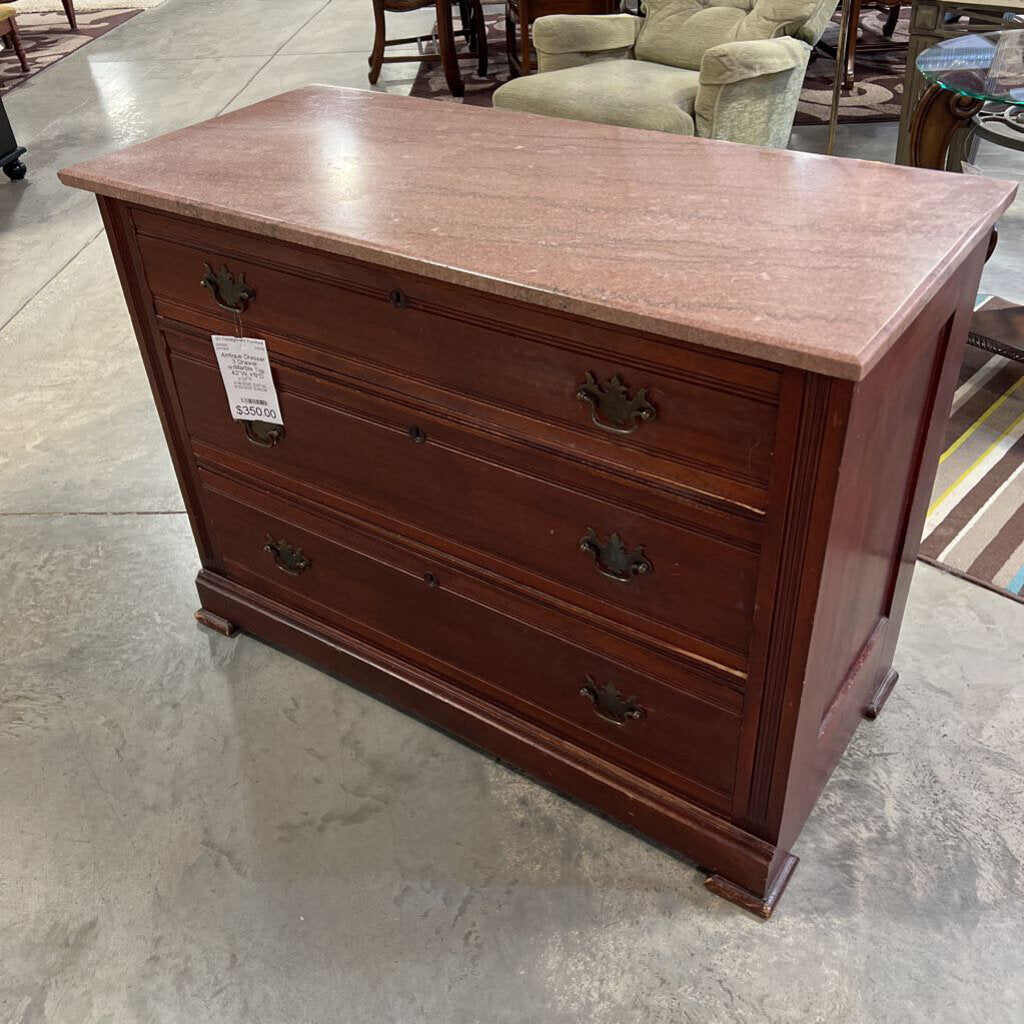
[82,108,1003,916]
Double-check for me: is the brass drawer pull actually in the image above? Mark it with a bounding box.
[580,676,646,727]
[243,420,285,447]
[263,535,310,575]
[200,262,254,314]
[576,372,657,435]
[579,528,652,583]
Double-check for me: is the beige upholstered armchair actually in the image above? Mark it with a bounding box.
[493,0,838,149]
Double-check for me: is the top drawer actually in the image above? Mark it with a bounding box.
[130,208,782,511]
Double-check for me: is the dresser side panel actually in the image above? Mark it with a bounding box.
[776,241,988,852]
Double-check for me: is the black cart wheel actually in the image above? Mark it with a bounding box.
[2,159,26,181]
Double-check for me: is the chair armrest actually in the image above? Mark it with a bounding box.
[533,14,642,73]
[695,38,811,148]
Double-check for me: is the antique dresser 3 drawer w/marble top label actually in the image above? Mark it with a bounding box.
[59,87,1016,918]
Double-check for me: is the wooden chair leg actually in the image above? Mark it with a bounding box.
[457,0,473,50]
[843,0,861,93]
[367,0,386,84]
[505,2,517,76]
[62,0,78,31]
[3,21,29,73]
[882,3,900,37]
[519,0,532,74]
[470,0,487,76]
[435,0,465,97]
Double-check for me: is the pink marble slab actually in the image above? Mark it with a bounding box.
[59,86,1016,379]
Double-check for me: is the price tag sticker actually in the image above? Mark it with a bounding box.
[211,335,284,426]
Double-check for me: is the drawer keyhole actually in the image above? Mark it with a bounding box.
[423,572,440,588]
[389,289,406,309]
[408,425,427,444]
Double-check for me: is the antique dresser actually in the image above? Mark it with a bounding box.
[60,87,1015,917]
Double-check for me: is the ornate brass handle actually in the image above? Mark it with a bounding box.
[580,676,646,727]
[262,535,310,575]
[243,420,285,447]
[579,528,652,583]
[576,372,657,435]
[200,262,254,314]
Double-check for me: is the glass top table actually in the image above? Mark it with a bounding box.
[917,30,1024,152]
[913,31,1024,365]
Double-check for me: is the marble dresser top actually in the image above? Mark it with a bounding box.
[60,86,1017,380]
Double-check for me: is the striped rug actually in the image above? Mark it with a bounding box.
[919,334,1024,604]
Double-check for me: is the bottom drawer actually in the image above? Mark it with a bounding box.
[197,468,743,809]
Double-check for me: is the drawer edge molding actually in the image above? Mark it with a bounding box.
[195,566,780,895]
[169,338,766,547]
[217,554,738,808]
[132,206,782,405]
[182,321,773,517]
[195,455,751,690]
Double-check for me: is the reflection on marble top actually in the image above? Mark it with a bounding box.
[59,86,1017,380]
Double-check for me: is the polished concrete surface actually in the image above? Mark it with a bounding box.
[1,3,1023,1021]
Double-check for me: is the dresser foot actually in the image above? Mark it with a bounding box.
[704,853,799,919]
[194,608,238,637]
[864,668,899,720]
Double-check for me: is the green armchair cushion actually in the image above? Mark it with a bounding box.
[698,34,810,84]
[635,0,829,70]
[493,59,700,136]
[695,37,811,145]
[532,12,642,55]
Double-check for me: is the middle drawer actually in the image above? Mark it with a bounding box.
[167,333,763,669]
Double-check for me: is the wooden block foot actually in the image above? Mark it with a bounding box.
[864,668,899,720]
[194,608,238,637]
[704,853,799,919]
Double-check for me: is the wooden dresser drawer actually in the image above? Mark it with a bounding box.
[167,333,762,670]
[197,467,743,808]
[132,208,782,510]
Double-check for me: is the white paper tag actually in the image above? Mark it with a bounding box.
[211,335,284,426]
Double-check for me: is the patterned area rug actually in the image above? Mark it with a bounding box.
[0,8,142,93]
[795,8,908,126]
[920,328,1024,604]
[410,10,910,125]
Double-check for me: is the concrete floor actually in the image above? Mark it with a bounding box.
[1,2,1023,1021]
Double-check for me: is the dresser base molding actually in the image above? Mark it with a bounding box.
[704,851,799,920]
[194,568,789,911]
[864,669,900,721]
[194,607,238,637]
